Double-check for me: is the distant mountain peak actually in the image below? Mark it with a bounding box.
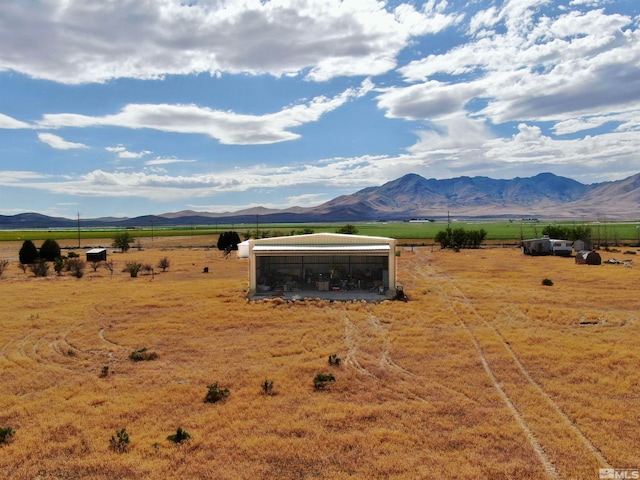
[1,172,638,227]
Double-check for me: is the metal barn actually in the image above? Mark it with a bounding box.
[248,233,396,300]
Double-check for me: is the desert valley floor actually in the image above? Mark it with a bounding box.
[0,238,638,479]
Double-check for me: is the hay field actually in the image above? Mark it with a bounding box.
[0,240,638,479]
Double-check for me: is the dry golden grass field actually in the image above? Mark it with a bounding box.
[0,237,638,479]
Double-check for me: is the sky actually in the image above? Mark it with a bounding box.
[0,0,639,219]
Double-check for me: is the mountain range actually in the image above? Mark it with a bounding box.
[1,172,638,229]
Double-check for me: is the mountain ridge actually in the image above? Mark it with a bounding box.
[1,172,638,228]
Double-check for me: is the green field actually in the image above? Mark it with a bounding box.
[1,220,639,244]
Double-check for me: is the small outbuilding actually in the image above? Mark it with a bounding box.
[248,233,396,300]
[236,240,250,258]
[86,248,107,262]
[522,235,573,256]
[575,250,601,265]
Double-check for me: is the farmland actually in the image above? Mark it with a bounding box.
[0,236,638,478]
[1,220,639,245]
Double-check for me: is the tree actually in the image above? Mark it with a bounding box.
[19,240,39,265]
[112,232,134,252]
[217,231,241,252]
[40,239,61,261]
[336,224,358,235]
[435,227,487,249]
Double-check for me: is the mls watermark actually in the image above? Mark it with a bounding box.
[600,468,640,479]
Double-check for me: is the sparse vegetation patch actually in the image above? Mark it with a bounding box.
[129,347,158,362]
[204,382,230,403]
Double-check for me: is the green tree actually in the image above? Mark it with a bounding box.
[435,228,452,249]
[40,239,61,261]
[112,232,134,252]
[19,240,39,265]
[542,225,569,239]
[336,224,358,235]
[435,227,487,249]
[568,225,591,241]
[217,231,241,252]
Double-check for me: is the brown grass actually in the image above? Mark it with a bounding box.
[0,239,638,479]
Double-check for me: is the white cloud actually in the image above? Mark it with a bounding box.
[0,113,30,129]
[38,132,88,149]
[106,145,152,159]
[391,5,639,125]
[144,158,196,166]
[0,0,459,84]
[37,82,373,144]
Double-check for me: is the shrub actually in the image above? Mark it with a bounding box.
[29,259,49,277]
[623,250,636,255]
[109,428,130,453]
[103,260,116,277]
[68,258,85,278]
[204,382,230,403]
[157,257,170,272]
[336,224,358,235]
[328,354,341,367]
[19,240,39,265]
[0,259,9,278]
[261,379,274,396]
[40,239,61,261]
[167,427,190,444]
[123,262,143,278]
[89,260,102,272]
[0,427,14,445]
[129,348,158,362]
[542,278,554,286]
[67,251,79,258]
[313,373,336,391]
[99,366,109,378]
[53,257,65,275]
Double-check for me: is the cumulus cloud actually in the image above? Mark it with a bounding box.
[0,0,459,84]
[387,5,639,125]
[37,81,373,144]
[38,133,88,149]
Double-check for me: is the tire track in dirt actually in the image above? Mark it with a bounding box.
[342,314,376,378]
[341,307,477,406]
[404,251,559,477]
[367,314,415,377]
[489,305,613,469]
[435,268,609,478]
[457,311,560,479]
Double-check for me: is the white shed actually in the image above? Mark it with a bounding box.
[248,233,396,300]
[237,241,249,258]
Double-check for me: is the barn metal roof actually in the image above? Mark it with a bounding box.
[252,244,390,254]
[249,233,394,255]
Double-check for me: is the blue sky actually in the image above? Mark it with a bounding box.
[1,0,638,218]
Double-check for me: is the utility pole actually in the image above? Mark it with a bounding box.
[77,212,81,248]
